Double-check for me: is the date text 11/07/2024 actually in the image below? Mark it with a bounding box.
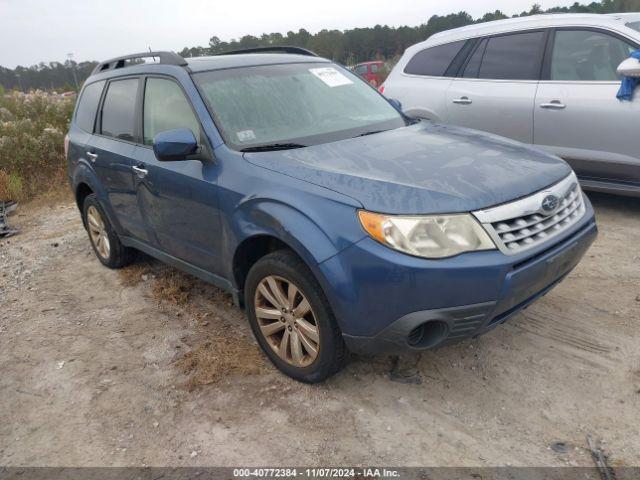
[233,468,400,478]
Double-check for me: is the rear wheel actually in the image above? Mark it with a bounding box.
[82,194,135,268]
[245,250,346,383]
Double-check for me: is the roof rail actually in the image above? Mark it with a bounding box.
[217,46,318,57]
[91,51,187,75]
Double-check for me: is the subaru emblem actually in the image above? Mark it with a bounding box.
[541,194,559,214]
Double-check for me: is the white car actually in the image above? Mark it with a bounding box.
[382,13,640,196]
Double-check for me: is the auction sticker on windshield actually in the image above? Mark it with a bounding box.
[309,67,353,87]
[236,129,257,142]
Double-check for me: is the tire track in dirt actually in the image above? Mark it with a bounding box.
[507,297,629,374]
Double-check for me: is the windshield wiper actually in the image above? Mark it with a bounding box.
[240,143,307,152]
[356,130,386,138]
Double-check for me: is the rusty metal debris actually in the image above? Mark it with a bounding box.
[388,355,422,384]
[0,200,19,238]
[587,434,615,480]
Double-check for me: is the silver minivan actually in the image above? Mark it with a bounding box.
[383,13,640,196]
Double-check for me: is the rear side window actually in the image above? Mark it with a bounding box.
[75,81,105,133]
[478,31,545,80]
[143,78,200,145]
[462,39,487,78]
[404,40,466,76]
[100,78,139,142]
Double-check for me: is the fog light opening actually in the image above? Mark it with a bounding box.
[407,325,424,346]
[407,321,448,349]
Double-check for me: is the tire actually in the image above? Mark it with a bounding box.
[244,250,346,383]
[82,194,135,269]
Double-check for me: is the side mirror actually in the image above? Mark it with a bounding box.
[388,98,402,112]
[617,57,640,78]
[153,128,198,161]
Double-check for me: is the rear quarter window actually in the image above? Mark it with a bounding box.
[404,40,466,76]
[74,81,105,133]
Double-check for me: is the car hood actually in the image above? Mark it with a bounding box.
[244,122,572,214]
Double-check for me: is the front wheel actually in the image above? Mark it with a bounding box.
[244,250,346,383]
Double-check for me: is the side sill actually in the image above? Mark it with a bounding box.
[120,236,241,306]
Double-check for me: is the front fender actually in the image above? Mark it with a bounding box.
[227,197,383,335]
[231,197,363,260]
[225,196,366,290]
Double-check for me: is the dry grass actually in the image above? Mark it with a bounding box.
[151,269,197,306]
[20,178,73,212]
[118,257,267,386]
[0,91,74,202]
[117,258,194,300]
[117,260,155,287]
[176,335,266,390]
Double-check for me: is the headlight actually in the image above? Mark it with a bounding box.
[358,210,496,259]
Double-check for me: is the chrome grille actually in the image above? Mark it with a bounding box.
[473,172,586,255]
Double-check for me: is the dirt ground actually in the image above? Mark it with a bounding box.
[0,192,639,467]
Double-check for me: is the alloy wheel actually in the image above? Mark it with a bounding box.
[254,275,320,367]
[87,205,111,260]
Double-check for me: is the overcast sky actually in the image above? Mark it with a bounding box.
[1,0,579,68]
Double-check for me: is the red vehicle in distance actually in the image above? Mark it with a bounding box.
[352,61,386,87]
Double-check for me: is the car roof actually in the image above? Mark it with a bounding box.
[185,53,331,72]
[421,13,640,47]
[86,52,333,83]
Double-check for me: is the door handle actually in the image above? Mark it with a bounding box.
[132,165,148,179]
[540,100,566,109]
[452,96,472,105]
[86,151,98,162]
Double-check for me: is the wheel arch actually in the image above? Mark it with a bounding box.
[75,182,94,212]
[71,163,124,234]
[232,235,294,296]
[228,198,354,303]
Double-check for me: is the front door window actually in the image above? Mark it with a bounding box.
[550,29,636,81]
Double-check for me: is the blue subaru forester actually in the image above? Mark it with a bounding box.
[67,48,597,382]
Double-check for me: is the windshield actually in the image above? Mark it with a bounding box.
[627,21,640,33]
[193,62,406,151]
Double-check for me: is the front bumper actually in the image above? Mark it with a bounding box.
[318,197,597,355]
